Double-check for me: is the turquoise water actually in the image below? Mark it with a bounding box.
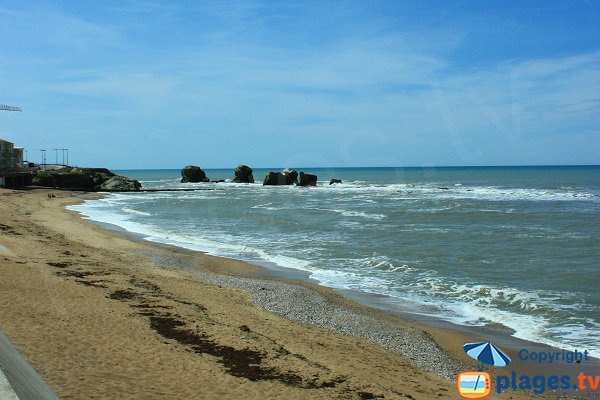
[68,166,600,352]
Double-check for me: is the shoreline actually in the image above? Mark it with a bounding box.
[77,193,600,379]
[68,176,600,359]
[76,206,467,379]
[0,188,597,398]
[73,193,600,366]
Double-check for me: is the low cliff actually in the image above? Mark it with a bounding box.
[32,167,141,191]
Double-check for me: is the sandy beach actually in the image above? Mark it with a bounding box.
[0,188,594,399]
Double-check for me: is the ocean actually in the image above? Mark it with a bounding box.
[67,166,600,353]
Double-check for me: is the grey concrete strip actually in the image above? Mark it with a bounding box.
[0,331,58,400]
[0,365,20,400]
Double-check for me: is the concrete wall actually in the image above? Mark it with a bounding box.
[13,148,23,165]
[0,139,16,173]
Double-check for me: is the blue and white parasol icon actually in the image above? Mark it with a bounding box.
[463,341,511,368]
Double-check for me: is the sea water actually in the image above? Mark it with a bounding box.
[68,166,600,353]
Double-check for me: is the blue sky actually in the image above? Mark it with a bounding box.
[0,0,599,168]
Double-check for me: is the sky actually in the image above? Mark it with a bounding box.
[0,0,599,169]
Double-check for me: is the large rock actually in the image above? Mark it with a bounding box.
[263,168,298,185]
[299,172,318,186]
[181,165,209,183]
[99,176,142,191]
[233,165,254,183]
[329,179,342,185]
[263,172,285,185]
[282,168,298,185]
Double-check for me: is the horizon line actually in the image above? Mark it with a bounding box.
[110,164,600,171]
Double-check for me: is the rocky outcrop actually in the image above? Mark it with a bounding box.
[34,172,95,189]
[233,165,254,183]
[181,165,210,183]
[263,168,298,185]
[32,167,141,191]
[282,168,298,185]
[99,176,142,191]
[329,179,342,185]
[263,172,285,185]
[299,172,318,186]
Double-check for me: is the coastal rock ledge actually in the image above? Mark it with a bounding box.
[181,165,210,183]
[32,167,141,191]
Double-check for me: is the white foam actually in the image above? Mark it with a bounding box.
[307,207,386,220]
[253,249,312,271]
[122,207,152,216]
[251,202,291,211]
[340,210,385,219]
[318,182,597,202]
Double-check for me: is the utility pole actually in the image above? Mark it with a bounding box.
[39,149,46,168]
[53,148,60,165]
[59,148,69,166]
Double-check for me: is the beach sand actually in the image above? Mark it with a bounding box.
[0,188,593,399]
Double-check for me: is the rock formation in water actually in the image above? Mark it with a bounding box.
[282,168,298,184]
[263,168,298,185]
[299,172,318,186]
[99,176,142,191]
[233,165,254,183]
[181,165,210,183]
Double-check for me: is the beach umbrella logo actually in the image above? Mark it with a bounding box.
[463,341,511,368]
